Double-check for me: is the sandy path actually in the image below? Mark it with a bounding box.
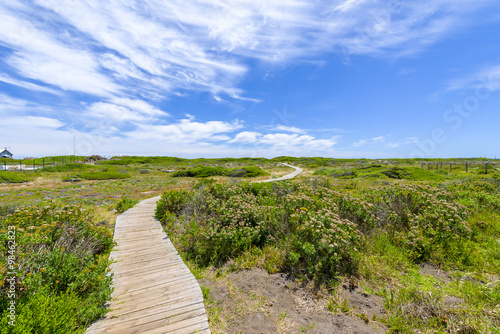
[254,163,303,183]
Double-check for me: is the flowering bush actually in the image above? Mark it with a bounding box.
[289,207,363,278]
[0,205,114,333]
[156,180,477,281]
[362,184,471,262]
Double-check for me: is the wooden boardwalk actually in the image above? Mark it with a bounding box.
[86,196,210,334]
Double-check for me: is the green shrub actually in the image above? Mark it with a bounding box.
[288,208,363,279]
[155,189,190,220]
[115,196,139,213]
[0,172,30,183]
[172,166,268,178]
[0,205,114,333]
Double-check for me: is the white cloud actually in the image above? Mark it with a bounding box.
[110,98,167,117]
[86,102,146,123]
[126,118,244,144]
[1,0,495,104]
[353,139,367,147]
[445,65,500,92]
[3,116,64,129]
[271,124,306,134]
[229,131,338,152]
[0,74,61,95]
[229,131,261,143]
[0,93,28,112]
[387,137,419,148]
[0,5,120,97]
[372,136,386,142]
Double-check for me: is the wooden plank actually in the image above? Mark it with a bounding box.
[85,196,210,334]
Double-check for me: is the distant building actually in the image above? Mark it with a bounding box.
[1,148,13,159]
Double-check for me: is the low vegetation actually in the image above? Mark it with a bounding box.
[40,163,93,173]
[172,166,268,178]
[156,173,500,332]
[314,165,446,181]
[74,171,131,181]
[0,205,114,333]
[0,172,30,184]
[114,196,139,213]
[1,155,499,333]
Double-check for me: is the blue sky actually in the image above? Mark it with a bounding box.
[1,0,500,159]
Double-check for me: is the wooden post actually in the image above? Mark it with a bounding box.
[440,162,443,169]
[427,163,430,170]
[42,158,45,168]
[53,158,55,166]
[19,160,22,171]
[3,161,6,171]
[436,163,439,170]
[33,159,35,171]
[486,161,489,174]
[466,161,469,173]
[449,163,452,173]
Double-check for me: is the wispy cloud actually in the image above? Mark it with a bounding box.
[1,0,496,103]
[0,74,61,95]
[387,137,419,148]
[445,65,500,92]
[269,124,306,134]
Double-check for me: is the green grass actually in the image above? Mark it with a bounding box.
[75,171,131,180]
[0,172,30,183]
[40,163,93,172]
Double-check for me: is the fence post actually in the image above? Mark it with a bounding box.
[33,159,35,171]
[436,163,439,170]
[3,160,5,171]
[19,160,22,171]
[486,161,489,174]
[43,158,45,168]
[449,163,452,173]
[466,161,469,173]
